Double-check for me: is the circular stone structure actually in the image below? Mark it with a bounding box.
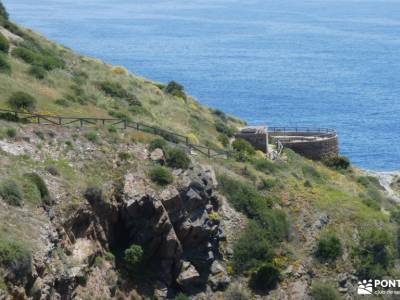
[268,127,339,160]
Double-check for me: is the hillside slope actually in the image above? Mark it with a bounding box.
[1,3,400,300]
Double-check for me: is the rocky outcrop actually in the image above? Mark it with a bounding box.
[118,165,226,295]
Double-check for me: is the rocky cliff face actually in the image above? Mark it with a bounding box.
[17,164,228,299]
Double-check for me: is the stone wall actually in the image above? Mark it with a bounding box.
[235,132,268,153]
[275,134,339,160]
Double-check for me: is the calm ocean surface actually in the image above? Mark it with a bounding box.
[4,0,400,171]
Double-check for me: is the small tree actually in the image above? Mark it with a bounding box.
[124,244,144,273]
[8,92,37,111]
[315,232,342,261]
[165,81,186,99]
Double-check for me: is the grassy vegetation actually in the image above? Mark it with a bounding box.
[0,239,31,269]
[0,32,9,53]
[23,173,51,205]
[0,179,23,206]
[149,166,173,185]
[311,282,341,300]
[315,232,342,262]
[0,53,10,74]
[0,16,243,149]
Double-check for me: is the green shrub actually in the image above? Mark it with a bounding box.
[98,81,128,98]
[164,81,186,99]
[0,1,9,20]
[45,166,59,176]
[361,197,380,210]
[218,175,269,218]
[315,233,342,261]
[323,155,350,170]
[118,151,131,161]
[302,165,323,182]
[357,176,381,189]
[108,110,132,121]
[149,138,168,152]
[218,133,229,148]
[8,92,37,111]
[55,98,70,107]
[232,139,255,155]
[159,130,179,143]
[0,239,31,271]
[390,208,400,224]
[124,244,144,273]
[215,121,235,137]
[249,264,280,292]
[252,159,281,174]
[356,228,394,279]
[0,32,9,53]
[256,208,289,242]
[213,109,227,120]
[150,166,173,185]
[24,173,51,205]
[233,222,274,273]
[104,252,115,262]
[0,179,23,206]
[311,282,341,300]
[258,177,278,190]
[12,47,37,64]
[166,148,190,169]
[29,65,46,79]
[174,293,189,300]
[40,55,64,70]
[11,47,64,70]
[34,130,45,140]
[0,53,11,74]
[6,127,16,138]
[84,132,98,143]
[304,180,312,188]
[107,125,118,133]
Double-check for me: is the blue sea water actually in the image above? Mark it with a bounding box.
[4,0,400,171]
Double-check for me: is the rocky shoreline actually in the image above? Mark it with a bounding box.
[367,170,400,202]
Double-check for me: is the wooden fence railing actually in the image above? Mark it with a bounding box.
[0,108,232,159]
